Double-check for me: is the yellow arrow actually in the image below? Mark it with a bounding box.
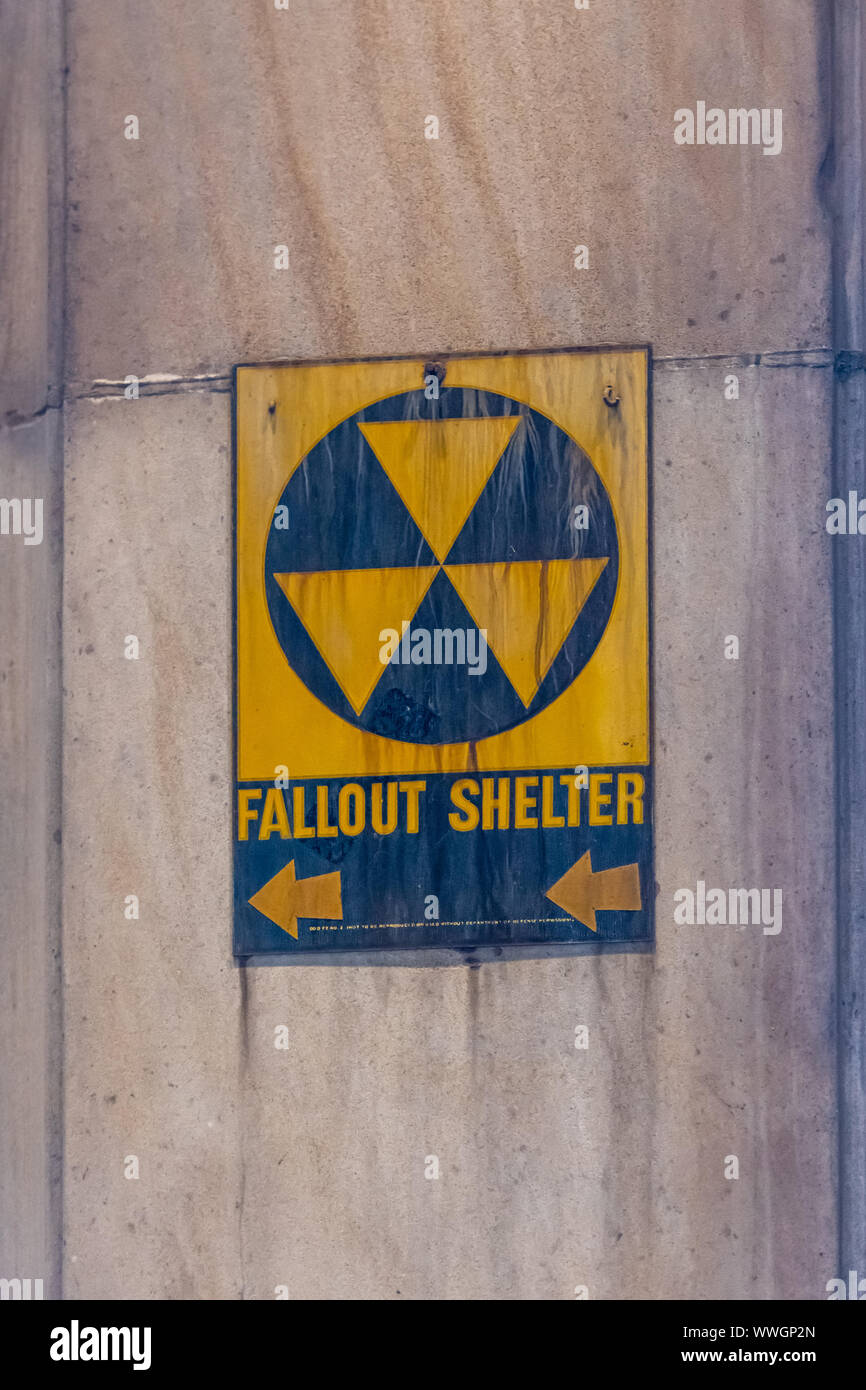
[545,851,641,933]
[249,859,342,940]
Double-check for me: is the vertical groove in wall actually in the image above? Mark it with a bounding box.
[53,0,68,1301]
[0,0,65,1299]
[832,0,866,1277]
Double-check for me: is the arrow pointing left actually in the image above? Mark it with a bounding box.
[545,851,641,933]
[249,859,343,939]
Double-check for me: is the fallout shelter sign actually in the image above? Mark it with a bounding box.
[233,348,652,955]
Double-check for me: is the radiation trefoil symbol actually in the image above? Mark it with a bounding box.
[265,387,619,745]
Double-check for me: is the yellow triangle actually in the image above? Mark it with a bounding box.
[275,566,438,715]
[444,558,608,707]
[359,417,519,562]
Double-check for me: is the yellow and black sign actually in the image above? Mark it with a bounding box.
[234,347,651,954]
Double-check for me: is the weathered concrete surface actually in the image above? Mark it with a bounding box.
[62,362,835,1298]
[0,0,64,1299]
[65,0,830,387]
[0,0,842,1300]
[61,392,242,1299]
[0,413,63,1296]
[650,357,835,1298]
[0,1,63,422]
[831,0,866,1278]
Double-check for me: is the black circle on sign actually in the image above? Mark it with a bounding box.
[265,386,619,745]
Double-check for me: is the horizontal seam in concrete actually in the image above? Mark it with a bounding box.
[658,349,835,369]
[0,399,64,431]
[2,347,855,430]
[73,347,838,392]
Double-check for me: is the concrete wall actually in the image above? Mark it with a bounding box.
[2,0,853,1299]
[0,0,64,1298]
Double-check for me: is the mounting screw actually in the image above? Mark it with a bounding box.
[603,385,620,407]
